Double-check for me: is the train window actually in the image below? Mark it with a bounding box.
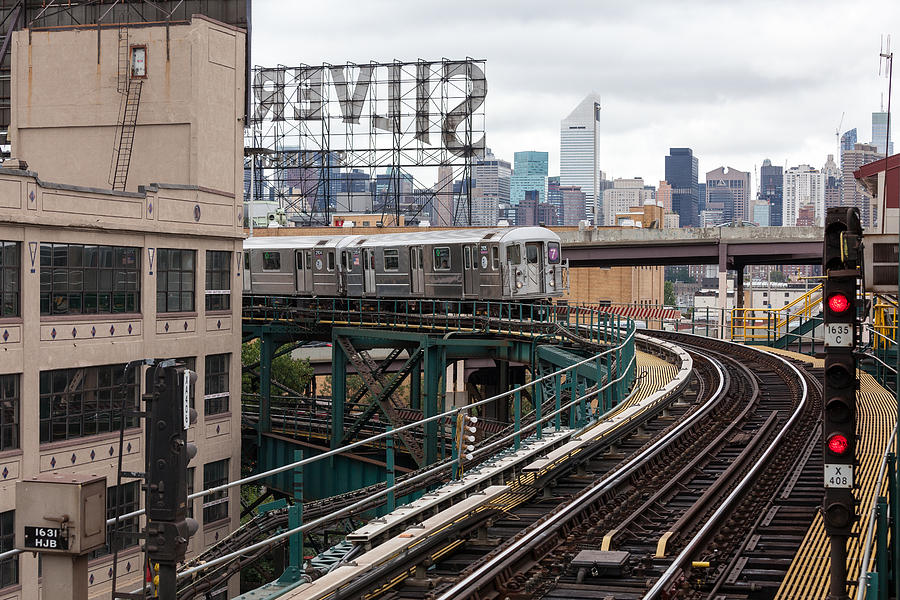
[342,252,348,270]
[327,252,335,271]
[384,249,399,271]
[434,247,451,271]
[526,244,539,264]
[548,242,560,264]
[464,247,471,270]
[296,251,303,270]
[262,251,281,271]
[243,252,250,271]
[491,246,499,270]
[507,244,521,265]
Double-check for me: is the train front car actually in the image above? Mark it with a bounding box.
[498,227,568,301]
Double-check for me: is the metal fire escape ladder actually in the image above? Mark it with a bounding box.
[336,337,425,466]
[109,28,142,191]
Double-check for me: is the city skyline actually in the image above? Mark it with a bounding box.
[253,0,898,188]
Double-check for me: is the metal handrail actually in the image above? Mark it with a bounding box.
[856,428,898,600]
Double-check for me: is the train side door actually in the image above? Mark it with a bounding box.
[304,250,314,292]
[363,248,376,296]
[463,245,478,297]
[410,246,424,295]
[242,252,251,292]
[523,242,545,295]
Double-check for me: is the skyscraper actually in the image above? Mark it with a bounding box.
[470,149,511,226]
[783,164,825,227]
[705,166,751,223]
[509,151,548,212]
[871,112,894,156]
[547,176,562,224]
[559,186,587,226]
[665,148,700,227]
[841,143,881,228]
[840,128,858,153]
[760,159,783,227]
[823,154,842,211]
[560,94,602,223]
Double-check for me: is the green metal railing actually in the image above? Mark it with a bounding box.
[235,296,637,581]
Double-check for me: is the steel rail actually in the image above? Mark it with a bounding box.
[433,352,726,600]
[642,338,809,598]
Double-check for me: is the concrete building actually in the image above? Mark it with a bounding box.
[1,17,244,598]
[558,185,587,226]
[602,178,653,227]
[705,166,750,224]
[841,143,881,228]
[560,94,602,223]
[665,148,700,227]
[509,151,548,213]
[433,166,455,226]
[783,164,825,227]
[759,159,783,227]
[657,180,673,212]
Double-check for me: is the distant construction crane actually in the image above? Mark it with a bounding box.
[834,111,845,159]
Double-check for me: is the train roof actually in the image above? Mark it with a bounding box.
[242,227,560,250]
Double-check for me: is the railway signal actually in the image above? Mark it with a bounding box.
[822,206,862,600]
[144,362,200,598]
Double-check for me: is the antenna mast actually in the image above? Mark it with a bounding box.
[879,34,893,159]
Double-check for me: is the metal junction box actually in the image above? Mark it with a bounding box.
[15,473,107,555]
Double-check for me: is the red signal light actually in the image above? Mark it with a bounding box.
[828,293,851,314]
[827,433,849,455]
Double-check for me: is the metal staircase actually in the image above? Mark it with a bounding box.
[109,28,142,191]
[336,337,425,466]
[730,284,823,351]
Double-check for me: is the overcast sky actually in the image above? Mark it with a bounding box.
[252,0,898,193]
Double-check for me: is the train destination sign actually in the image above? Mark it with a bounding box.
[23,526,69,550]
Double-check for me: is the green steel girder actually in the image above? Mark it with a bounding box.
[536,345,605,384]
[340,347,425,445]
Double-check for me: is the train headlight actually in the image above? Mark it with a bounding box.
[548,280,555,287]
[516,281,523,289]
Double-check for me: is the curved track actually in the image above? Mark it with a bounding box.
[328,333,822,600]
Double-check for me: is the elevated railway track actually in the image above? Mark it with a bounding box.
[276,333,824,600]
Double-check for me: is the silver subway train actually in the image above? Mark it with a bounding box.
[243,227,568,301]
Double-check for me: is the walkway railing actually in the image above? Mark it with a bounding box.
[729,284,823,349]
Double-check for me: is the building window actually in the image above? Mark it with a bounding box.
[204,354,229,416]
[157,249,195,313]
[39,364,138,443]
[40,243,139,316]
[90,482,140,559]
[0,375,19,451]
[203,459,229,524]
[0,242,19,318]
[383,249,399,271]
[205,251,231,312]
[433,247,451,271]
[0,511,16,588]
